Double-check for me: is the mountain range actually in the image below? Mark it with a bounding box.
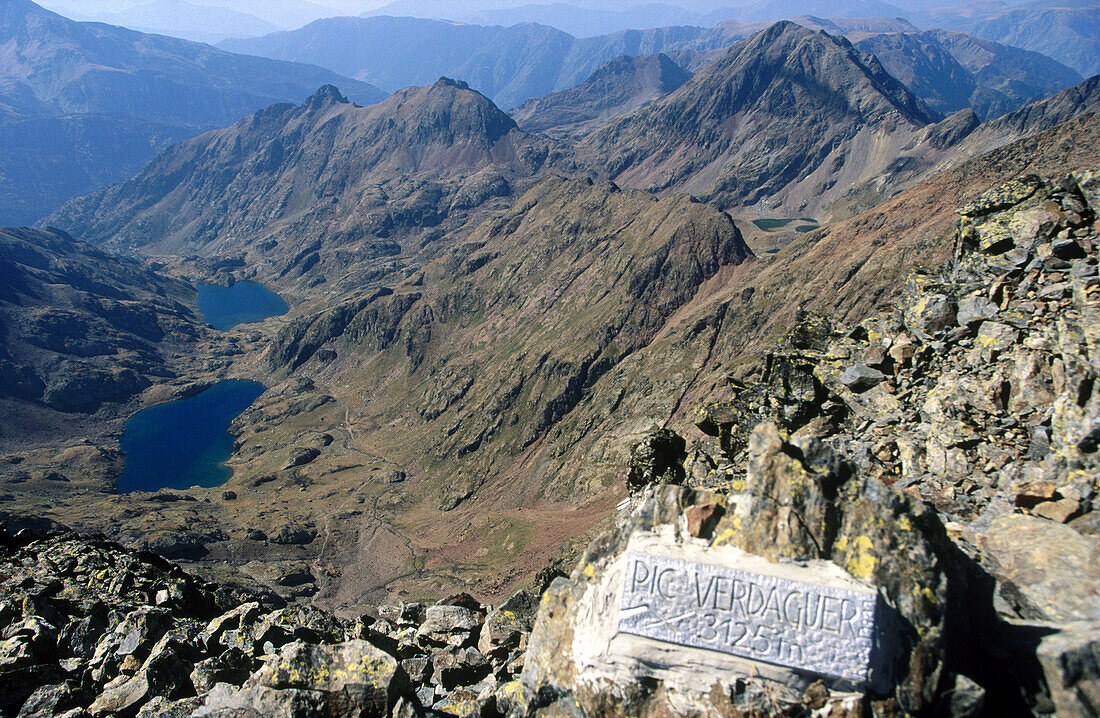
[855,28,1083,119]
[0,0,387,226]
[219,17,739,109]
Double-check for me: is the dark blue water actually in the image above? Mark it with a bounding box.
[197,281,288,331]
[118,380,266,493]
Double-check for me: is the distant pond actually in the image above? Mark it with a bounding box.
[197,281,288,331]
[118,380,266,493]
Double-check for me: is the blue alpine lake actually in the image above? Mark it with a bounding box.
[197,281,288,331]
[118,380,266,493]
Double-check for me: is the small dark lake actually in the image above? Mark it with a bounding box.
[118,380,266,494]
[197,281,288,331]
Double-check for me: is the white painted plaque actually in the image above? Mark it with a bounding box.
[618,552,879,685]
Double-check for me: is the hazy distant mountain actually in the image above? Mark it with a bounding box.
[707,0,910,23]
[220,16,735,109]
[856,29,1082,119]
[918,3,1100,77]
[0,0,386,225]
[362,0,919,34]
[88,0,280,43]
[42,0,343,30]
[578,21,939,218]
[512,53,691,138]
[463,4,699,38]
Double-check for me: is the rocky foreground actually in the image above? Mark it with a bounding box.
[3,170,1100,716]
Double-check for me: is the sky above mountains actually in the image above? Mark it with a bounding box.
[37,0,1058,38]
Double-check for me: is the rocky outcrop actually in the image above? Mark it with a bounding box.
[0,525,539,717]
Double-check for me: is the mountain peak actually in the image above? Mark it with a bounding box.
[578,20,939,216]
[434,76,471,91]
[303,85,350,112]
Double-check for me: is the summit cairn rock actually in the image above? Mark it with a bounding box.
[520,424,965,716]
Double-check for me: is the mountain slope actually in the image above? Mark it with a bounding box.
[43,82,566,291]
[856,29,1082,119]
[578,21,939,218]
[0,227,207,427]
[0,0,387,225]
[511,53,690,139]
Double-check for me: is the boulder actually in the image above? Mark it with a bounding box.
[239,640,407,717]
[416,606,483,648]
[956,296,998,326]
[191,648,254,694]
[269,525,317,545]
[477,590,536,658]
[194,683,327,718]
[1034,621,1100,717]
[430,646,490,690]
[903,292,955,341]
[977,514,1100,622]
[839,363,885,393]
[88,635,190,716]
[521,422,989,715]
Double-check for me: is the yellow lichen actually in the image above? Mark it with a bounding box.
[844,535,878,580]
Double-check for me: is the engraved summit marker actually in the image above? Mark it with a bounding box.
[618,552,879,684]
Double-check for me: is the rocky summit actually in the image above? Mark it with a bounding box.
[3,169,1098,716]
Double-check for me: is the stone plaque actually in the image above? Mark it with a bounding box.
[618,552,879,685]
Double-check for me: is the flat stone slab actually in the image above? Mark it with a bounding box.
[618,552,878,685]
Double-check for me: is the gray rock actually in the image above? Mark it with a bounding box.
[975,322,1019,355]
[88,635,190,716]
[243,639,406,716]
[193,683,327,718]
[16,682,78,718]
[284,448,321,470]
[956,296,998,326]
[135,695,204,718]
[478,590,536,658]
[416,606,483,648]
[430,646,490,690]
[269,525,316,545]
[839,363,885,393]
[1035,621,1100,717]
[377,603,425,628]
[626,429,686,491]
[904,292,955,340]
[191,648,253,694]
[978,515,1100,622]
